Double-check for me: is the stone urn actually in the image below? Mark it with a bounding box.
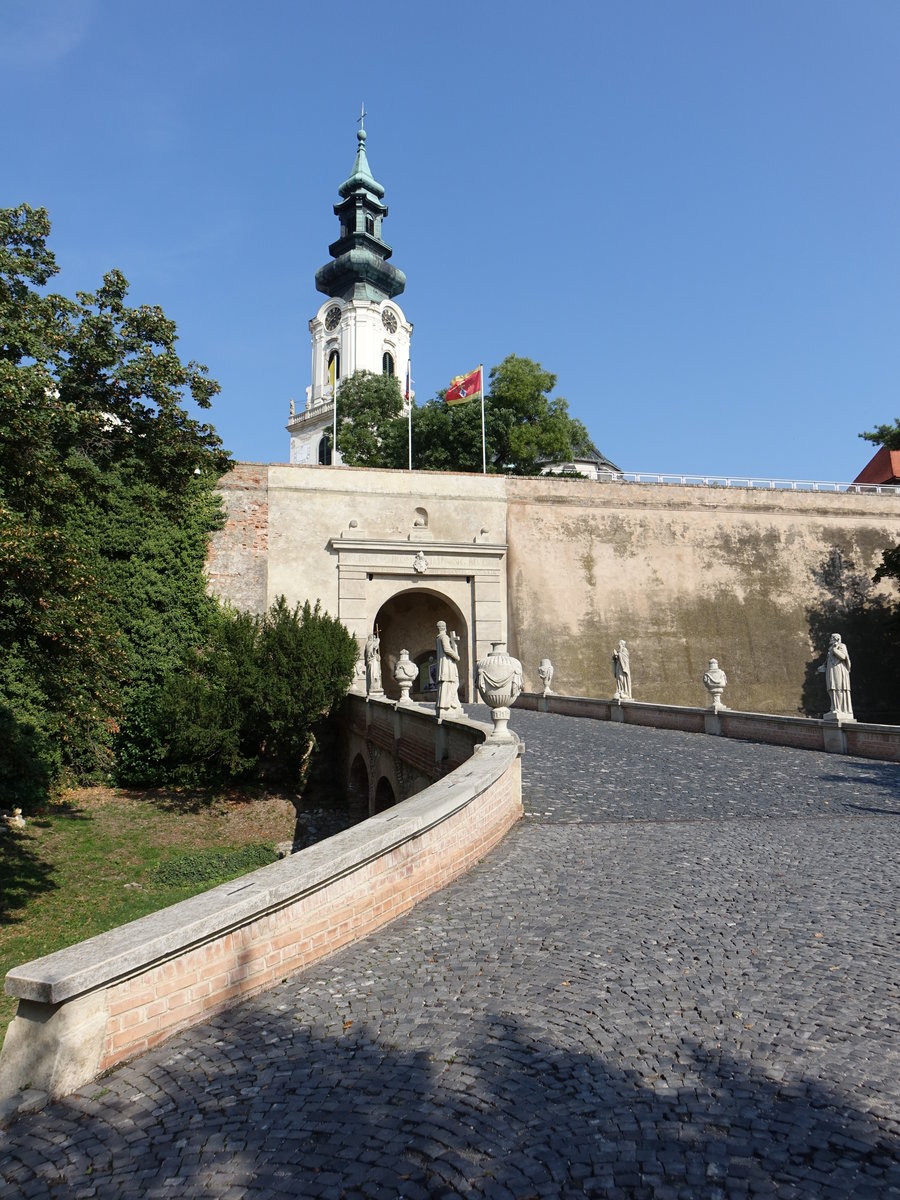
[537,657,554,696]
[703,658,728,712]
[476,641,523,741]
[393,648,418,705]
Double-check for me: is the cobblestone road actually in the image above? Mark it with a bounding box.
[2,710,900,1199]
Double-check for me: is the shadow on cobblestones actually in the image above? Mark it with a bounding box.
[3,1009,899,1198]
[3,712,900,1199]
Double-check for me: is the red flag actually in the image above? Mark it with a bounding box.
[445,366,482,406]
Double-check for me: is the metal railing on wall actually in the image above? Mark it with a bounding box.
[594,471,900,496]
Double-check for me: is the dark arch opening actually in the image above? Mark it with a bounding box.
[318,432,332,465]
[373,589,469,704]
[347,753,369,822]
[374,776,396,813]
[382,351,394,376]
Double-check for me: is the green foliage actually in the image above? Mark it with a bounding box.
[485,355,586,474]
[411,355,599,475]
[0,203,232,800]
[150,844,277,888]
[123,597,358,789]
[874,544,900,587]
[335,370,405,466]
[860,419,900,451]
[329,356,598,475]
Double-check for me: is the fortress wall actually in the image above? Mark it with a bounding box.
[506,477,900,714]
[207,467,900,717]
[262,465,508,617]
[206,462,270,614]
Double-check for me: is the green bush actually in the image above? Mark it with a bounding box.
[116,596,357,789]
[149,843,278,888]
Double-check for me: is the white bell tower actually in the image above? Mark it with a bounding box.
[288,112,413,466]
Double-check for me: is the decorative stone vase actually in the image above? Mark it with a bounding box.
[393,648,418,705]
[537,657,554,697]
[702,658,728,712]
[476,641,523,742]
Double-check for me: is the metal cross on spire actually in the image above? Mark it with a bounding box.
[357,102,367,132]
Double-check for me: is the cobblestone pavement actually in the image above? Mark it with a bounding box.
[2,710,900,1199]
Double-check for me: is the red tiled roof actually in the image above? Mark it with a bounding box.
[854,445,900,485]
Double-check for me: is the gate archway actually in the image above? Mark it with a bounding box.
[373,589,470,703]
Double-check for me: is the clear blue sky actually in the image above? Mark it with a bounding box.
[4,1,899,481]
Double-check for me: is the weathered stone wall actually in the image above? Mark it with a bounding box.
[208,467,900,717]
[506,477,900,714]
[206,463,269,614]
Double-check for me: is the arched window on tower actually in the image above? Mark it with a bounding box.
[328,349,340,382]
[318,433,332,465]
[382,351,395,377]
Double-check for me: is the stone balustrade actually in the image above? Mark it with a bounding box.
[515,692,900,760]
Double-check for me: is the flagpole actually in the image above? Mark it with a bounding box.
[331,359,337,467]
[407,359,412,471]
[480,363,486,475]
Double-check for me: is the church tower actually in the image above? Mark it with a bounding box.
[288,115,413,465]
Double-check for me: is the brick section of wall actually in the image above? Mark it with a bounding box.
[206,463,269,614]
[95,758,521,1073]
[719,713,825,749]
[844,725,900,762]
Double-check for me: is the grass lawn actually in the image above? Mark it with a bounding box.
[0,786,297,1048]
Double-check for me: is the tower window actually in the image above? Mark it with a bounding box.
[365,216,375,235]
[318,433,332,465]
[382,352,395,377]
[328,349,341,381]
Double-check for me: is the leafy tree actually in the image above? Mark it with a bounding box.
[335,370,406,467]
[332,355,598,475]
[860,419,900,451]
[0,203,231,798]
[411,396,485,473]
[411,355,599,475]
[484,355,594,474]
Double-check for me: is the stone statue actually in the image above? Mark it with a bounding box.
[612,640,632,700]
[537,657,554,696]
[365,631,383,695]
[435,621,462,722]
[820,632,853,719]
[351,655,367,694]
[393,648,418,704]
[703,658,727,711]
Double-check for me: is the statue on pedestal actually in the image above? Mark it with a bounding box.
[537,658,554,696]
[435,621,462,722]
[365,631,383,696]
[612,640,632,700]
[820,632,853,720]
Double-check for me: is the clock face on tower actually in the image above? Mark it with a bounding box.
[382,308,398,333]
[324,305,341,332]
